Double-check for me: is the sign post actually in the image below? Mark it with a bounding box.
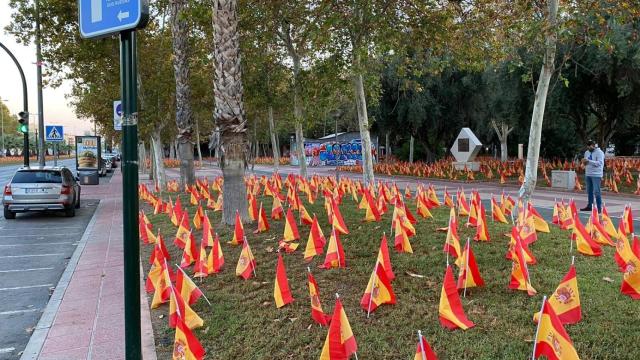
[78,0,147,358]
[45,125,63,166]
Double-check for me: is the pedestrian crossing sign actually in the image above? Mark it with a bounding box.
[45,125,64,142]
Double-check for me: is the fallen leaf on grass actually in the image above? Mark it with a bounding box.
[262,301,271,306]
[307,324,312,330]
[602,277,614,283]
[405,271,424,278]
[289,317,298,323]
[202,326,210,334]
[265,246,274,253]
[158,314,165,319]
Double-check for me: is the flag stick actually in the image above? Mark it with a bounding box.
[463,237,471,298]
[571,255,575,266]
[491,193,495,223]
[366,262,379,319]
[417,330,427,360]
[531,296,547,360]
[175,265,212,306]
[569,232,573,254]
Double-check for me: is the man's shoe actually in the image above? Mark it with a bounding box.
[580,207,592,212]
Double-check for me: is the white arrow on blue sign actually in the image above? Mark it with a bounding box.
[78,0,149,39]
[45,125,64,142]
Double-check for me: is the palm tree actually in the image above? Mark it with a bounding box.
[212,0,249,224]
[170,0,195,187]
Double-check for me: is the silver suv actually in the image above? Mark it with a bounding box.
[2,167,81,219]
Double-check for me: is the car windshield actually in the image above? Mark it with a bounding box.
[12,170,62,184]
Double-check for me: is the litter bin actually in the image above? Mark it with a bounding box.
[551,170,576,190]
[79,170,99,185]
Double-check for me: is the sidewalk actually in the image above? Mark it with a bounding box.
[21,169,156,360]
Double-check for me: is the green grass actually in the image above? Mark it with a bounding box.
[141,190,639,360]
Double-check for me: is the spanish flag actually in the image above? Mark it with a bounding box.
[527,203,550,233]
[150,258,173,308]
[443,207,462,261]
[179,230,198,268]
[148,233,170,265]
[174,213,191,249]
[189,186,200,206]
[213,192,223,212]
[331,200,350,235]
[360,261,396,314]
[621,253,640,299]
[620,205,634,236]
[416,194,433,219]
[427,185,441,207]
[443,188,454,208]
[307,271,331,326]
[176,267,203,306]
[192,205,204,231]
[171,196,183,227]
[207,233,224,274]
[169,285,203,330]
[193,237,210,278]
[236,240,256,280]
[439,265,475,330]
[321,228,346,269]
[533,264,581,325]
[414,331,438,360]
[572,214,602,257]
[248,194,258,222]
[362,189,382,222]
[377,234,395,281]
[506,226,536,265]
[509,234,537,296]
[533,298,580,360]
[172,317,205,360]
[319,298,357,360]
[300,203,314,225]
[274,253,294,308]
[254,202,270,234]
[304,215,326,262]
[229,210,244,246]
[552,201,560,225]
[283,208,300,241]
[588,208,613,246]
[491,196,509,224]
[601,206,618,238]
[271,195,284,220]
[201,211,215,248]
[473,203,490,242]
[457,241,484,290]
[457,190,470,217]
[467,194,479,227]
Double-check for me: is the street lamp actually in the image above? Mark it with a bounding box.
[0,98,7,157]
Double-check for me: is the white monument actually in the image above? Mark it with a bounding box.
[451,128,482,171]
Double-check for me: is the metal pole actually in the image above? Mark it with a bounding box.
[0,41,30,166]
[120,30,141,359]
[35,0,45,166]
[53,143,57,166]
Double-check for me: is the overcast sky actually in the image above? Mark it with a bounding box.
[0,3,92,136]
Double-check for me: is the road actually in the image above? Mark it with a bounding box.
[0,158,76,185]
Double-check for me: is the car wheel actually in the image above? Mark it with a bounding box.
[3,206,15,219]
[75,189,81,209]
[65,205,76,217]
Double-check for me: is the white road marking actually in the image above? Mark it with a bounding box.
[0,233,80,238]
[0,347,15,354]
[0,284,53,291]
[0,309,39,315]
[0,267,55,273]
[0,242,73,247]
[0,254,63,259]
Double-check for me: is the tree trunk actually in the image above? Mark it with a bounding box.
[139,141,147,175]
[293,73,307,178]
[170,0,195,187]
[385,132,391,161]
[268,105,280,171]
[353,72,375,186]
[151,126,167,189]
[409,135,414,164]
[213,0,249,224]
[500,140,508,162]
[519,0,558,202]
[195,117,203,168]
[169,140,176,159]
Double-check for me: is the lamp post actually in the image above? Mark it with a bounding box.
[0,98,7,157]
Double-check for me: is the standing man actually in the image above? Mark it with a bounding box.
[580,140,605,212]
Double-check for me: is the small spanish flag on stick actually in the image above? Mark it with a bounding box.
[274,253,294,308]
[532,296,580,360]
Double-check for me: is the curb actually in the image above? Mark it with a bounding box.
[20,199,101,360]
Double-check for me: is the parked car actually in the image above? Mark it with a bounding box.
[3,166,81,219]
[103,152,117,169]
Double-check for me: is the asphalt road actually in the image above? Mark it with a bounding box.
[0,158,103,360]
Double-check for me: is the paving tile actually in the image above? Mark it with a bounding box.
[39,346,89,360]
[40,332,92,353]
[90,340,125,360]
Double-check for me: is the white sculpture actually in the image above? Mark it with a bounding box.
[451,128,482,171]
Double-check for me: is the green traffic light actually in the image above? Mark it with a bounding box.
[19,124,28,133]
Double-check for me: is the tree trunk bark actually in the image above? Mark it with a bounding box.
[195,117,203,168]
[520,0,558,202]
[268,105,280,171]
[213,0,249,224]
[385,132,391,161]
[139,141,147,175]
[294,121,306,177]
[151,126,167,189]
[409,135,414,164]
[353,72,375,185]
[500,140,508,162]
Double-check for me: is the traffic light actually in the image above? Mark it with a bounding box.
[18,111,28,133]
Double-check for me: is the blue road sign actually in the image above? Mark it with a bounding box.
[78,0,149,39]
[45,125,64,142]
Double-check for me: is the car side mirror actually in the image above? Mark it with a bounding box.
[75,176,80,181]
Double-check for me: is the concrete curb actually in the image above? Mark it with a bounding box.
[20,199,101,360]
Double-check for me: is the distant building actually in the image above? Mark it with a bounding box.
[65,134,76,147]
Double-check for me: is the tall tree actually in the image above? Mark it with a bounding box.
[170,0,196,187]
[213,0,249,224]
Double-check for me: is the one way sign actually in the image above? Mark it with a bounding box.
[45,125,64,142]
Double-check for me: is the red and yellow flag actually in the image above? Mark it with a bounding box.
[201,211,215,248]
[393,217,413,253]
[148,233,170,265]
[229,210,244,245]
[534,264,581,325]
[179,230,198,268]
[491,196,509,224]
[274,253,294,308]
[572,214,602,256]
[527,203,550,233]
[174,213,191,249]
[457,241,485,290]
[321,228,346,269]
[304,215,326,262]
[207,233,224,274]
[439,265,475,330]
[193,237,210,278]
[588,208,614,246]
[414,332,438,360]
[330,199,350,235]
[621,253,640,299]
[360,262,396,313]
[377,234,395,281]
[171,196,183,227]
[271,195,284,220]
[254,202,270,234]
[300,203,314,225]
[534,299,580,360]
[416,194,433,219]
[443,207,462,261]
[172,317,206,360]
[308,271,331,326]
[457,190,470,217]
[601,206,618,238]
[443,188,454,208]
[176,267,203,306]
[361,188,381,222]
[620,205,634,236]
[506,226,536,265]
[473,203,490,241]
[319,298,357,360]
[283,208,300,241]
[150,258,173,309]
[235,240,256,280]
[169,285,203,330]
[509,233,537,296]
[248,194,259,222]
[192,205,204,231]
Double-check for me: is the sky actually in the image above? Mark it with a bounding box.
[0,3,92,137]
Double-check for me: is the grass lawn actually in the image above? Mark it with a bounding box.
[141,187,638,360]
